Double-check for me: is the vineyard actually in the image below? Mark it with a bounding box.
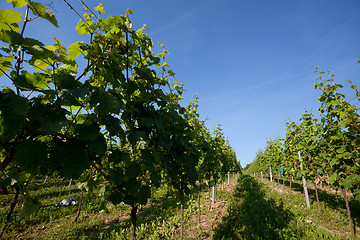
[1,0,360,239]
[0,1,241,239]
[0,173,241,239]
[246,68,360,239]
[2,171,359,239]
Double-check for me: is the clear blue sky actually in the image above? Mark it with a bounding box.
[1,0,359,167]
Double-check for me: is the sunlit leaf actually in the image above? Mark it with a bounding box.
[94,3,105,14]
[0,53,14,76]
[76,19,93,35]
[0,9,22,32]
[27,1,59,27]
[6,0,27,8]
[68,41,83,60]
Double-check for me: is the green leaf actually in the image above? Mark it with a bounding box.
[28,101,68,134]
[138,115,155,128]
[0,30,21,44]
[108,189,124,205]
[0,9,22,32]
[100,114,124,137]
[76,19,93,35]
[15,139,47,174]
[27,1,59,27]
[108,149,130,165]
[329,174,339,184]
[14,71,49,91]
[68,41,84,60]
[134,66,156,83]
[124,161,142,179]
[6,0,27,8]
[342,152,352,159]
[74,123,100,141]
[94,3,105,13]
[43,109,68,133]
[55,72,81,90]
[24,38,58,67]
[88,135,107,159]
[336,146,346,154]
[76,181,89,192]
[330,133,341,141]
[48,139,89,179]
[90,90,120,115]
[123,17,133,31]
[136,185,150,205]
[329,158,338,167]
[20,193,41,218]
[7,167,30,185]
[335,83,343,88]
[340,176,353,190]
[0,89,29,141]
[109,167,124,186]
[32,57,52,70]
[23,71,49,90]
[0,172,11,188]
[354,189,360,201]
[127,128,146,144]
[0,53,14,76]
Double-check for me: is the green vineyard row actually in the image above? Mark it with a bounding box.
[0,1,241,239]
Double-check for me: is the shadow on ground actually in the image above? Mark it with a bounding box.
[268,177,360,227]
[212,175,293,239]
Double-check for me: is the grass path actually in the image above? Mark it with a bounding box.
[0,178,237,239]
[2,175,358,239]
[213,175,351,239]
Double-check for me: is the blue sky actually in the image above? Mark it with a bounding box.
[1,0,360,167]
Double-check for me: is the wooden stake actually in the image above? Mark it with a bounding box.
[342,187,356,240]
[74,190,83,222]
[298,150,310,208]
[0,187,19,238]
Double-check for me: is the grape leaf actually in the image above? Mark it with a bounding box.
[55,72,81,90]
[5,0,27,8]
[27,1,59,27]
[0,9,22,32]
[74,123,100,141]
[88,135,107,159]
[340,176,353,190]
[14,71,49,91]
[48,139,89,179]
[20,194,41,218]
[68,41,84,60]
[99,114,124,137]
[0,89,28,141]
[15,139,47,175]
[90,90,120,115]
[28,101,68,134]
[94,3,105,14]
[0,53,14,76]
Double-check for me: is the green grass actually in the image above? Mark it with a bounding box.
[212,175,351,239]
[0,178,233,239]
[0,178,130,239]
[2,175,356,239]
